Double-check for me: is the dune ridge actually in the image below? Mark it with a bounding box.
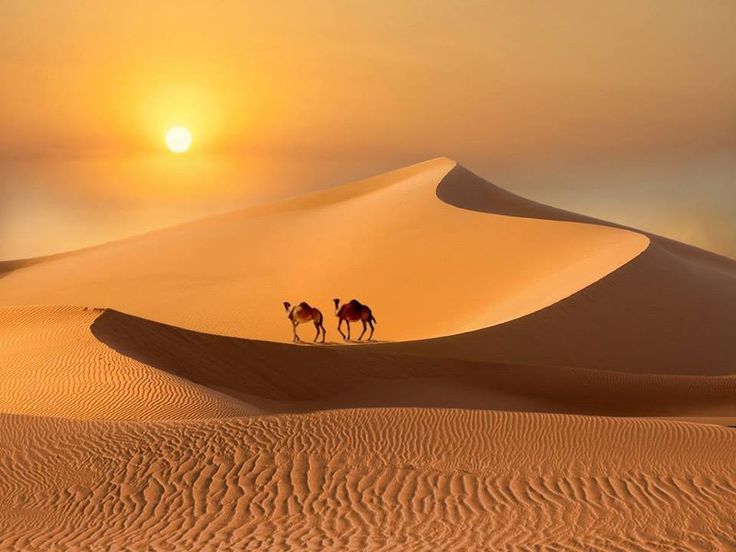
[1,305,734,423]
[2,158,734,374]
[91,307,736,419]
[385,165,736,374]
[0,158,649,346]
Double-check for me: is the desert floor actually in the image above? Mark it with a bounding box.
[1,158,734,550]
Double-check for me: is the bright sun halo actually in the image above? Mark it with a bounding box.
[165,126,192,153]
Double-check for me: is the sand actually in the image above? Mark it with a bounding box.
[0,306,256,420]
[1,158,735,550]
[3,305,734,421]
[0,158,649,343]
[1,411,735,551]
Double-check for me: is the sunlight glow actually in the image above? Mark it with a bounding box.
[165,126,192,153]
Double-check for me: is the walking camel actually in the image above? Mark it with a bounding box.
[333,298,377,341]
[283,301,326,343]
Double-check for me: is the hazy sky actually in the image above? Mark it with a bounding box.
[1,0,734,258]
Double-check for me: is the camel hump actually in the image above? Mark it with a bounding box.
[298,301,311,310]
[349,299,362,308]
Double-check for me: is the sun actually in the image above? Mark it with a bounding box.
[165,126,192,153]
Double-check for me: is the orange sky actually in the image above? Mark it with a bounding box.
[1,1,735,258]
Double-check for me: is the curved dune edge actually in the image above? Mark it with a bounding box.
[0,305,258,420]
[0,158,649,344]
[378,229,736,375]
[413,163,736,374]
[2,305,734,421]
[1,409,735,551]
[91,307,736,419]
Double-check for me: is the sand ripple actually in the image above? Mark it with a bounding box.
[0,306,257,420]
[0,409,734,551]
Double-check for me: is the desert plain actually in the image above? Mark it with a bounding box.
[1,158,735,550]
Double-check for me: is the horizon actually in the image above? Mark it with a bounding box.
[4,155,735,263]
[2,0,735,259]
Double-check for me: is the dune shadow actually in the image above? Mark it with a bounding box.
[289,338,391,347]
[0,259,37,280]
[436,164,595,224]
[428,164,736,374]
[436,164,735,268]
[329,339,392,346]
[90,309,736,417]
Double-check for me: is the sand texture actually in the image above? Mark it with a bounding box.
[1,159,735,550]
[1,410,735,551]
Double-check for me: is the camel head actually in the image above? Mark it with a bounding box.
[283,301,292,314]
[333,298,341,314]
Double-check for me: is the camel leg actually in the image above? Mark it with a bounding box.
[313,321,321,342]
[358,320,367,341]
[346,321,351,341]
[320,324,327,343]
[337,319,347,341]
[367,320,375,341]
[292,321,300,343]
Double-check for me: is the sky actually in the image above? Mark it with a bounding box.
[1,0,734,259]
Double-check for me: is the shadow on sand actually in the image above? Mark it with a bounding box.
[90,309,736,417]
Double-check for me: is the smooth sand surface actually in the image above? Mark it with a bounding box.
[387,164,736,374]
[1,158,735,550]
[0,158,649,343]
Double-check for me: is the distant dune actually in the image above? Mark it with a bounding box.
[1,159,735,550]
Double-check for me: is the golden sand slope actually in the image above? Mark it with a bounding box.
[0,158,648,343]
[2,158,733,374]
[0,306,256,419]
[1,409,735,551]
[1,305,734,421]
[385,164,736,374]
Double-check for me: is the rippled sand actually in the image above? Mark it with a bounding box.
[1,159,734,550]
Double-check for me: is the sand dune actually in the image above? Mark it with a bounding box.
[389,164,736,374]
[2,305,734,422]
[1,158,734,376]
[1,158,735,549]
[91,308,736,419]
[1,409,735,551]
[0,306,256,419]
[0,158,649,345]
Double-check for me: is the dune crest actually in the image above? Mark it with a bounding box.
[1,305,734,421]
[383,164,736,374]
[0,158,649,344]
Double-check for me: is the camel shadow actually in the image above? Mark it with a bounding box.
[293,339,391,347]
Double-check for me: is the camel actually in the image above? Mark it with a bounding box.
[333,298,377,341]
[283,301,326,343]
